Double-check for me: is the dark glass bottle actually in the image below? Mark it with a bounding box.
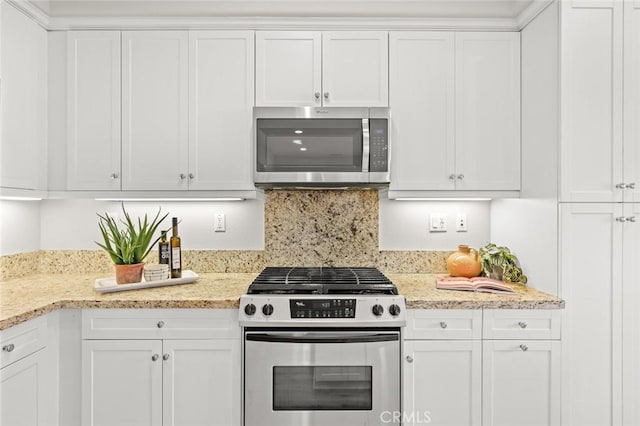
[170,217,182,278]
[158,231,170,266]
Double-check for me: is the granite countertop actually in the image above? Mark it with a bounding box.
[0,272,564,330]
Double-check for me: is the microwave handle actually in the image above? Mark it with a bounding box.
[362,118,370,173]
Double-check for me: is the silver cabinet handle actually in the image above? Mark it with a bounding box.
[324,92,329,101]
[627,183,636,189]
[449,174,456,180]
[179,174,186,180]
[152,354,159,361]
[518,321,528,329]
[163,353,170,361]
[627,216,637,223]
[110,173,119,180]
[406,355,414,363]
[157,321,165,328]
[617,217,627,222]
[2,344,15,352]
[440,321,448,329]
[616,182,627,189]
[188,173,194,179]
[457,174,465,180]
[519,344,528,352]
[314,92,321,102]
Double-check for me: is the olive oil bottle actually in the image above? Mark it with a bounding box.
[170,217,182,278]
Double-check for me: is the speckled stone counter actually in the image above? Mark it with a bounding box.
[0,272,564,330]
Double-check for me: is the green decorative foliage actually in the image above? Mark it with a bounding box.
[479,243,528,284]
[96,203,168,265]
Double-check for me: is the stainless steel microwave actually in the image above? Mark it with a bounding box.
[254,107,390,188]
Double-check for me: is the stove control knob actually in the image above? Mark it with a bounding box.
[372,304,384,317]
[389,304,401,316]
[244,303,256,316]
[262,304,274,316]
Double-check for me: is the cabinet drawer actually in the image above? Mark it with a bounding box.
[483,309,561,340]
[82,309,240,340]
[405,310,482,340]
[0,316,47,369]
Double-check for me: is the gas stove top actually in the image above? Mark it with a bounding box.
[239,267,406,327]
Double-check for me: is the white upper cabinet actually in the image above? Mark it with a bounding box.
[455,32,520,191]
[121,31,189,191]
[624,1,640,203]
[389,31,520,194]
[560,1,624,202]
[255,31,321,106]
[0,2,47,191]
[188,31,255,191]
[321,31,388,107]
[255,31,388,107]
[389,32,455,191]
[67,31,121,190]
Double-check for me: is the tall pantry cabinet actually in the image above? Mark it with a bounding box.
[559,1,640,425]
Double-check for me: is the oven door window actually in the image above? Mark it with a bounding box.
[256,119,363,172]
[273,366,372,411]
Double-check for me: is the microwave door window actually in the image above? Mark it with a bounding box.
[257,119,363,172]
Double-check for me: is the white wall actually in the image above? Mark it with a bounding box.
[379,199,491,250]
[0,200,42,255]
[39,199,264,250]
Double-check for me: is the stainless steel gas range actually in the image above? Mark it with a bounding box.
[239,267,406,426]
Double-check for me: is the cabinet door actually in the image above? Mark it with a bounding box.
[67,31,121,190]
[255,31,321,106]
[82,340,163,426]
[0,349,47,426]
[389,32,455,191]
[122,31,189,190]
[403,340,481,426]
[483,340,560,426]
[560,1,623,202]
[0,3,47,190]
[624,2,640,203]
[623,202,640,425]
[322,31,388,107]
[188,31,254,190]
[163,339,241,426]
[560,203,623,426]
[455,32,520,191]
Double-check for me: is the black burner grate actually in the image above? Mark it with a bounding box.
[247,267,398,295]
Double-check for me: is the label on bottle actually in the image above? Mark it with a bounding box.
[172,247,181,269]
[159,245,170,264]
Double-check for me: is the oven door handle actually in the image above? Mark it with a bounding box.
[245,332,399,344]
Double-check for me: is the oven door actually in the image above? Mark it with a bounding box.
[243,329,400,426]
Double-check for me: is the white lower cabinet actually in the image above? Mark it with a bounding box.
[404,309,561,426]
[81,309,241,426]
[0,315,54,426]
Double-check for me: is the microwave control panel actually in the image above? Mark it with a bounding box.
[369,119,389,172]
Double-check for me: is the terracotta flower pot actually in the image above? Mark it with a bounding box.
[114,263,144,284]
[446,245,482,278]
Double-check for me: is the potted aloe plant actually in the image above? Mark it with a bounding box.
[96,204,168,284]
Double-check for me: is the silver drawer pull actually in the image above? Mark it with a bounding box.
[406,355,414,363]
[152,354,159,361]
[157,321,165,328]
[518,321,528,329]
[520,344,529,352]
[440,321,448,329]
[2,344,15,352]
[163,353,170,361]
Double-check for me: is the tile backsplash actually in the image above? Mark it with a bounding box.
[1,190,451,279]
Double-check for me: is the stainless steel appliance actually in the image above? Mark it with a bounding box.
[239,267,406,426]
[254,107,390,187]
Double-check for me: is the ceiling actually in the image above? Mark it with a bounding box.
[30,0,538,19]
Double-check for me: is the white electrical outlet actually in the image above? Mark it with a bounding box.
[214,213,226,232]
[456,213,468,232]
[429,213,447,232]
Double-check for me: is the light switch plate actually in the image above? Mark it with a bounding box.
[214,213,226,232]
[429,213,447,232]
